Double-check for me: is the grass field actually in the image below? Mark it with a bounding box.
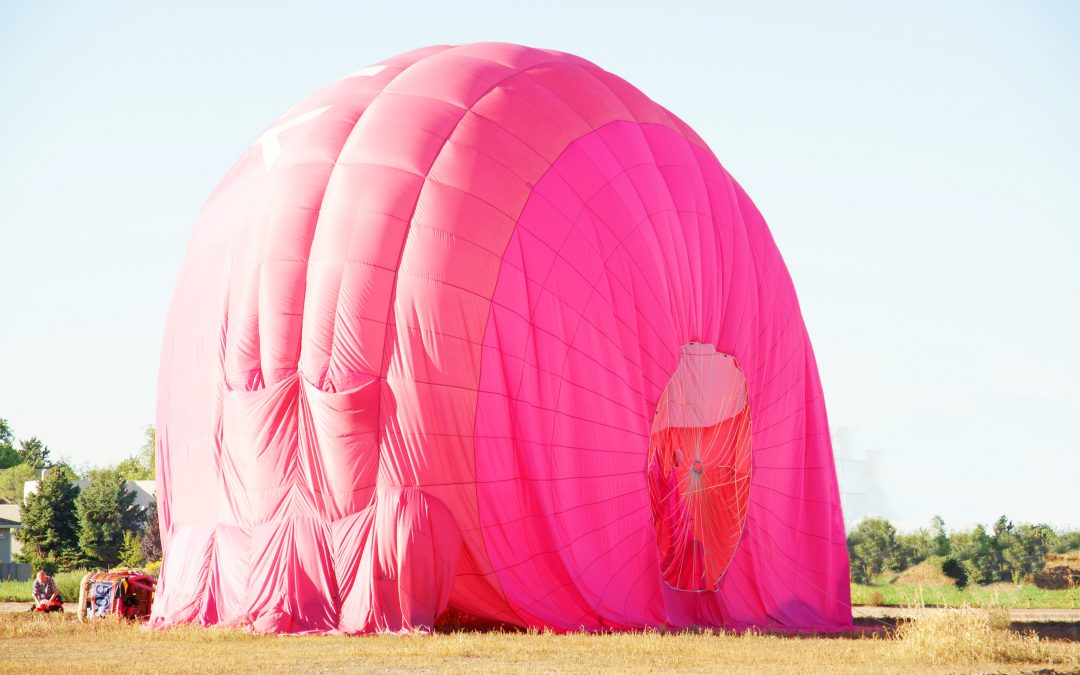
[851,582,1080,609]
[0,570,86,602]
[5,572,1077,610]
[0,607,1077,674]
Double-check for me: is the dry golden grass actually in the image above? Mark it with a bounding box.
[893,558,953,587]
[0,609,1077,674]
[1049,551,1080,570]
[895,607,1062,667]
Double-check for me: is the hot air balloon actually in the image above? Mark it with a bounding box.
[152,42,850,634]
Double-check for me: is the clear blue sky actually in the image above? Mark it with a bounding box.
[1,1,1077,531]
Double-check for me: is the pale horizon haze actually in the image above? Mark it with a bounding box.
[1,1,1077,532]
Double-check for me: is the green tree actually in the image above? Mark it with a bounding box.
[930,515,950,557]
[0,446,19,470]
[990,515,1019,582]
[17,436,51,470]
[1052,530,1080,554]
[942,557,969,587]
[0,418,19,469]
[952,525,998,585]
[890,529,935,571]
[76,469,145,569]
[118,530,147,568]
[117,426,155,481]
[0,463,37,503]
[847,517,898,584]
[15,465,81,570]
[1001,523,1053,583]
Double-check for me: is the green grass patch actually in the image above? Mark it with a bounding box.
[0,570,88,603]
[851,582,1080,609]
[6,573,1076,609]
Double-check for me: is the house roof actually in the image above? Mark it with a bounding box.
[0,517,22,528]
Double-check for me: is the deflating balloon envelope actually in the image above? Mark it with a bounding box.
[153,42,851,634]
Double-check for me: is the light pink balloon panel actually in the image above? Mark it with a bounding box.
[153,43,851,634]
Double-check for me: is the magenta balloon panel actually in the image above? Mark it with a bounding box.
[153,43,851,634]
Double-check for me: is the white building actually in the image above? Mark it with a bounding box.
[23,479,156,509]
[0,502,22,564]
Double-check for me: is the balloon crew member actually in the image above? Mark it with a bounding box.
[31,570,64,613]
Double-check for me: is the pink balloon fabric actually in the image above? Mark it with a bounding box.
[153,43,851,634]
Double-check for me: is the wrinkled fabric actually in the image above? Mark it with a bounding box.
[154,42,851,634]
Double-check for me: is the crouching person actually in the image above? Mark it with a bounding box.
[31,570,64,613]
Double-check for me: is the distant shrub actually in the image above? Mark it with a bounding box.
[119,530,146,568]
[847,518,898,584]
[850,516,1071,588]
[891,531,935,572]
[145,560,161,577]
[1051,530,1080,555]
[942,558,968,588]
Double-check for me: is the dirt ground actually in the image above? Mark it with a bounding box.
[851,606,1080,622]
[0,601,76,613]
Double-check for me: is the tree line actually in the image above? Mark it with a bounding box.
[847,516,1080,586]
[0,418,160,572]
